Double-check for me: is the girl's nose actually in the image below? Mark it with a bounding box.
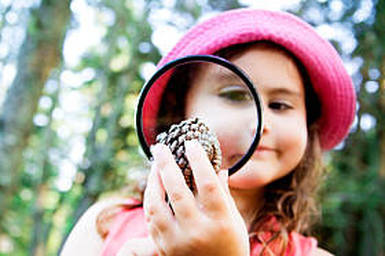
[262,111,272,135]
[248,106,270,138]
[248,113,268,138]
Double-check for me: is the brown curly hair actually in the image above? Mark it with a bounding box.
[248,123,323,255]
[96,42,325,255]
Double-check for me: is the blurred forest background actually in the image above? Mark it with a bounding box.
[0,0,383,255]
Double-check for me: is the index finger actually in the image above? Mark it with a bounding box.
[185,140,228,213]
[151,144,199,222]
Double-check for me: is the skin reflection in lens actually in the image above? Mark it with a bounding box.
[185,63,258,169]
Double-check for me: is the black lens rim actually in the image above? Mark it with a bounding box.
[135,55,263,176]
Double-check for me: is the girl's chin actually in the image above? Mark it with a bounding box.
[228,179,265,191]
[228,161,274,189]
[229,171,266,190]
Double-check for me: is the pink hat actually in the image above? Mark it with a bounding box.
[144,8,356,151]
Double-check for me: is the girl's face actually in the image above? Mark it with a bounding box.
[185,45,308,191]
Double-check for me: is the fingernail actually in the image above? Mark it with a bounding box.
[185,139,199,151]
[219,169,229,179]
[150,143,168,169]
[150,143,162,158]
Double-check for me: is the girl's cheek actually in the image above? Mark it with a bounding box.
[190,105,254,168]
[216,127,239,166]
[276,115,308,164]
[216,126,253,168]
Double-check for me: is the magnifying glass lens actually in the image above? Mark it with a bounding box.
[138,56,262,179]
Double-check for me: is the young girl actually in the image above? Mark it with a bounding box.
[61,8,356,256]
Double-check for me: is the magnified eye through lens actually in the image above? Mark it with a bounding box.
[218,85,253,104]
[137,55,263,177]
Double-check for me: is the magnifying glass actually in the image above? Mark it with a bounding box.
[136,55,263,186]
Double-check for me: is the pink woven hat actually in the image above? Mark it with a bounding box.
[143,8,356,151]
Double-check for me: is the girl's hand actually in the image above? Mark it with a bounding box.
[143,140,250,256]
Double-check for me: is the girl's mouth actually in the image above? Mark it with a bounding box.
[256,146,274,152]
[223,145,276,168]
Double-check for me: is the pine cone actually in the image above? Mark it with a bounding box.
[155,117,222,192]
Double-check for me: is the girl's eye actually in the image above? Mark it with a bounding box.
[218,86,252,103]
[269,101,292,111]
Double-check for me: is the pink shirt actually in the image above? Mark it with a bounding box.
[101,200,317,256]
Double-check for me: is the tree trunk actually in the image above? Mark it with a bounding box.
[378,1,385,179]
[0,0,72,230]
[29,74,60,256]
